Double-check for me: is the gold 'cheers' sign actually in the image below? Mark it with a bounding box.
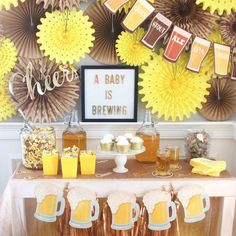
[10,62,79,100]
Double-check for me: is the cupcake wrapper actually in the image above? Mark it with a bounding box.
[116,144,130,153]
[131,142,143,150]
[100,143,113,151]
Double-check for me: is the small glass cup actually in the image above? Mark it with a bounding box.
[167,146,181,170]
[153,149,172,177]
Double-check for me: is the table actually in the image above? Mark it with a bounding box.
[1,159,236,236]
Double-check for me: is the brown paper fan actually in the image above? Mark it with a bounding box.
[220,13,236,48]
[11,57,79,123]
[85,1,125,65]
[0,24,3,38]
[153,0,218,40]
[198,78,236,121]
[36,0,87,10]
[0,0,46,59]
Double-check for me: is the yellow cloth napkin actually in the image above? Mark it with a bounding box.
[190,158,226,177]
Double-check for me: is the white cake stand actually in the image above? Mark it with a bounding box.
[97,146,145,173]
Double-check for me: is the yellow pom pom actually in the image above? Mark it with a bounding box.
[37,9,95,64]
[116,28,153,66]
[196,0,236,15]
[0,38,17,80]
[139,52,210,121]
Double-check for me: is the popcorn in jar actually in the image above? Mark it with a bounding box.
[20,126,56,170]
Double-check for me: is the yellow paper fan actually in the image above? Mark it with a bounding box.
[0,38,17,81]
[196,0,236,15]
[0,0,25,11]
[37,9,95,64]
[0,84,16,121]
[139,53,210,121]
[99,0,154,13]
[116,28,153,66]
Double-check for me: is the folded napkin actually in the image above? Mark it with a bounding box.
[190,158,226,177]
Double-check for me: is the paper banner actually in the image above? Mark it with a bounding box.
[214,43,230,76]
[187,37,211,73]
[231,48,236,80]
[164,26,192,62]
[104,0,129,14]
[141,13,172,49]
[122,0,155,32]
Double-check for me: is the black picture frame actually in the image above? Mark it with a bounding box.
[81,65,138,122]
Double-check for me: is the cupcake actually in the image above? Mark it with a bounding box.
[130,137,143,150]
[124,133,133,141]
[116,138,131,153]
[100,137,114,151]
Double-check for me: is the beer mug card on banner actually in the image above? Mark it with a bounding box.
[107,192,140,230]
[141,13,172,49]
[67,188,99,229]
[143,190,176,231]
[104,0,129,14]
[178,185,210,223]
[187,37,211,72]
[214,43,231,76]
[122,0,155,32]
[164,26,192,62]
[34,183,65,222]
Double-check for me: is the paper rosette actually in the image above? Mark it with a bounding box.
[0,0,25,11]
[99,0,154,14]
[139,53,210,121]
[36,0,87,10]
[37,10,95,64]
[220,13,236,48]
[0,0,46,59]
[0,38,17,82]
[196,0,236,15]
[154,0,218,40]
[11,57,79,123]
[0,83,16,121]
[85,2,125,65]
[199,78,236,121]
[116,28,153,66]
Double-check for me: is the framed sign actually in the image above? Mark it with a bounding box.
[81,65,138,122]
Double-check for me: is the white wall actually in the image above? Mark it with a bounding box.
[0,122,236,193]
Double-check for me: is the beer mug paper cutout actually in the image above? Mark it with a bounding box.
[142,13,172,49]
[122,0,155,32]
[34,183,65,222]
[107,192,140,230]
[104,0,129,14]
[68,188,99,229]
[164,26,192,62]
[178,186,210,223]
[187,37,211,72]
[214,43,231,76]
[143,190,176,231]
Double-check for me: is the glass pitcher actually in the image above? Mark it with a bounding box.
[135,110,160,163]
[62,109,87,151]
